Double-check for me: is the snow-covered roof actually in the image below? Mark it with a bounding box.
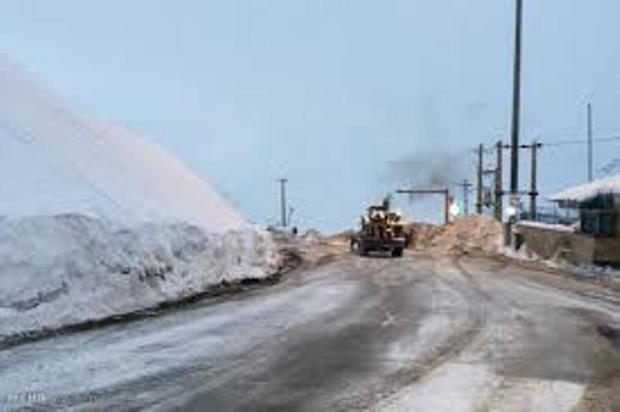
[549,172,620,203]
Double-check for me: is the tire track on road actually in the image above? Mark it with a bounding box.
[330,256,490,410]
[455,256,620,412]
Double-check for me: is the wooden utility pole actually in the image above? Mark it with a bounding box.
[476,144,484,214]
[510,0,523,196]
[587,103,593,182]
[444,191,451,224]
[495,141,504,222]
[530,141,541,220]
[278,178,288,227]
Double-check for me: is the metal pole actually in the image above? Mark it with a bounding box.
[530,141,539,220]
[278,178,288,227]
[587,103,593,181]
[444,189,450,225]
[395,188,454,224]
[510,0,523,195]
[459,179,472,215]
[495,141,504,222]
[462,180,470,215]
[476,144,484,214]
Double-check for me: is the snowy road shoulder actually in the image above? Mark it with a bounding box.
[0,268,359,410]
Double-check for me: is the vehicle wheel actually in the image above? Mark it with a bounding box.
[391,248,403,258]
[359,243,368,256]
[350,240,359,253]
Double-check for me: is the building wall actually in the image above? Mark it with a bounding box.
[578,196,619,239]
[616,203,620,236]
[517,223,620,266]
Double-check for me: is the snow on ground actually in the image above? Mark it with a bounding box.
[0,275,359,407]
[379,363,585,412]
[500,243,620,288]
[386,278,464,363]
[516,220,576,233]
[0,55,278,338]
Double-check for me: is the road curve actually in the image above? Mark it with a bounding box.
[0,248,618,411]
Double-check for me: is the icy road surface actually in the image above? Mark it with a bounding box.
[1,250,619,411]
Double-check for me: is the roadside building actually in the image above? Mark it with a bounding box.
[516,172,620,266]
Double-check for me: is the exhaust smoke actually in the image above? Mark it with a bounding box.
[386,151,467,190]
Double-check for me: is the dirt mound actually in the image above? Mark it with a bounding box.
[409,215,504,254]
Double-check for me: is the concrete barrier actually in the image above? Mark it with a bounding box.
[516,221,620,266]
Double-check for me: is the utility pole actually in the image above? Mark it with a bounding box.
[444,190,450,224]
[476,144,484,214]
[459,179,473,215]
[278,178,288,228]
[495,141,504,222]
[530,141,541,220]
[587,102,593,181]
[510,0,523,196]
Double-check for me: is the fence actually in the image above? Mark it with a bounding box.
[519,206,579,225]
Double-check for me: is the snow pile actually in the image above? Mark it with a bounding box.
[500,244,620,287]
[408,223,440,249]
[409,215,504,254]
[0,56,279,338]
[0,215,279,337]
[550,172,620,202]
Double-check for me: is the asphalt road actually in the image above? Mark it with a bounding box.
[1,248,619,411]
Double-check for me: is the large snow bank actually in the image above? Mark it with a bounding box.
[550,172,620,203]
[0,56,279,338]
[0,215,279,337]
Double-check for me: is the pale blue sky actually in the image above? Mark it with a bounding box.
[2,1,620,230]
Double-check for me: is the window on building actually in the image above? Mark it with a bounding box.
[580,194,617,238]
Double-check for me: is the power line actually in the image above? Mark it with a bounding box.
[473,135,620,152]
[542,135,620,147]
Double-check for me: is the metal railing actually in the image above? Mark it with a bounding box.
[519,206,579,225]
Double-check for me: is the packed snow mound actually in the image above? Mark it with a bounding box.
[0,214,279,338]
[409,215,504,254]
[0,55,244,232]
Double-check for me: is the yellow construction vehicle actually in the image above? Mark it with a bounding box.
[350,197,408,257]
